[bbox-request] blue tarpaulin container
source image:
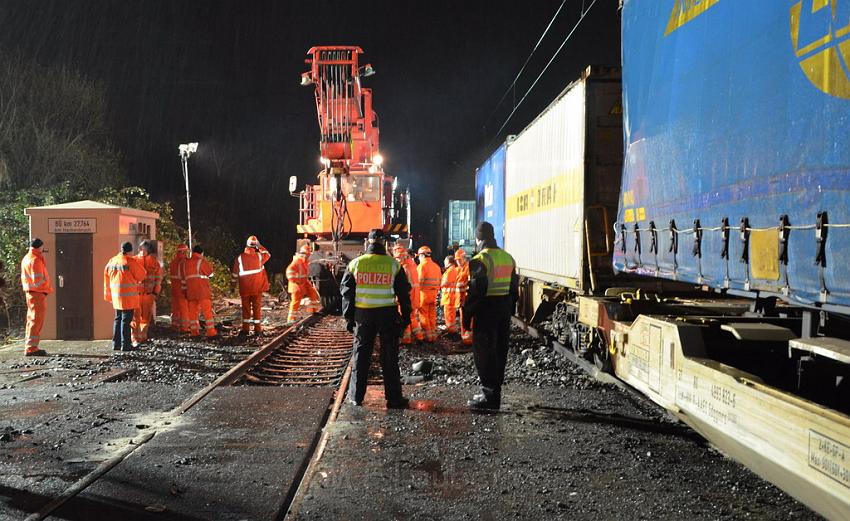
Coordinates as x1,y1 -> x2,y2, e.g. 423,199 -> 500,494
475,143 -> 507,247
615,0 -> 850,312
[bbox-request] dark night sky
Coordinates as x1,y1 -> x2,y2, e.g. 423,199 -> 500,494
0,0 -> 621,270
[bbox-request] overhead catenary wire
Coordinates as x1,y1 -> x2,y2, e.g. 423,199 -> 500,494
483,0 -> 568,131
493,0 -> 599,141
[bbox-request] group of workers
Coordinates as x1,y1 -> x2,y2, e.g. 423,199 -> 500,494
343,221 -> 517,411
20,222 -> 517,411
20,235 -> 271,356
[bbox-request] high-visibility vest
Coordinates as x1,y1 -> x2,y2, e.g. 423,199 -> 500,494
441,266 -> 460,306
104,253 -> 146,309
285,255 -> 309,293
169,255 -> 187,299
137,253 -> 162,294
399,257 -> 420,309
417,258 -> 441,294
20,248 -> 53,294
456,262 -> 469,294
473,248 -> 515,297
184,253 -> 214,301
232,248 -> 270,296
348,254 -> 399,309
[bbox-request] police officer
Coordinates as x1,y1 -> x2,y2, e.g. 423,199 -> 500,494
341,229 -> 412,409
462,221 -> 518,410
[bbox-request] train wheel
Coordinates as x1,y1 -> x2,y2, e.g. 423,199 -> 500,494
591,329 -> 613,373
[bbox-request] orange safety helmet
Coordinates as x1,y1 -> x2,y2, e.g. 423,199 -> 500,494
417,246 -> 432,256
246,235 -> 260,247
454,248 -> 467,260
298,244 -> 312,255
176,244 -> 189,252
393,244 -> 407,256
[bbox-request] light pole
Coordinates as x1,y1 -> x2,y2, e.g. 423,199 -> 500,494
178,142 -> 198,249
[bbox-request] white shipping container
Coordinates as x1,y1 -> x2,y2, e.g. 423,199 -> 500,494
505,80 -> 586,288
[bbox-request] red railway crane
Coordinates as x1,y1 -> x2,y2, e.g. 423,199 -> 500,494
289,46 -> 410,308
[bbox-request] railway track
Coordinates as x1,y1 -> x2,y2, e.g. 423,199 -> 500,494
25,313 -> 354,521
240,315 -> 352,386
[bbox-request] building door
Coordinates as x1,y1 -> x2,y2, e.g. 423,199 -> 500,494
55,233 -> 93,339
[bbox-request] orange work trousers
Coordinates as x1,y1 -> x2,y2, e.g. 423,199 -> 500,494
288,284 -> 320,321
400,307 -> 421,344
241,294 -> 263,332
25,291 -> 46,353
460,308 -> 473,346
131,293 -> 156,343
171,296 -> 189,332
188,299 -> 217,337
418,292 -> 438,342
443,303 -> 457,333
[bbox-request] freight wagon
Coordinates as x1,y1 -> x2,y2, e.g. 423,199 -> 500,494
475,142 -> 510,248
501,66 -> 628,323
477,3 -> 850,518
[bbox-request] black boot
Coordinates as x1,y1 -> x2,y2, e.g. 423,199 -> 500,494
386,396 -> 409,409
467,392 -> 500,410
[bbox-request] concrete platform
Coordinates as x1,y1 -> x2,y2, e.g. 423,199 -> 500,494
49,387 -> 335,521
291,383 -> 819,520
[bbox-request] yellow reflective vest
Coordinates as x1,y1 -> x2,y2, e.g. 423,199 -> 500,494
348,254 -> 400,309
472,248 -> 515,297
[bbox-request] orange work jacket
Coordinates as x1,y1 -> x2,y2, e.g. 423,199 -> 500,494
456,262 -> 469,301
20,248 -> 54,294
169,254 -> 187,299
417,257 -> 442,297
232,247 -> 271,296
285,255 -> 309,293
440,265 -> 461,306
184,253 -> 214,301
104,253 -> 146,310
137,253 -> 162,295
399,257 -> 420,310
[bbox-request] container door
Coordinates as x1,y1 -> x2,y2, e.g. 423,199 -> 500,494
56,233 -> 93,339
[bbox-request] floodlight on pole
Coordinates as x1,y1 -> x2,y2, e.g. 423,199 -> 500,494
178,142 -> 198,249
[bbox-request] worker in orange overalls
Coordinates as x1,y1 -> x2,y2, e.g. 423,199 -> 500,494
168,244 -> 190,332
440,255 -> 460,334
231,235 -> 271,335
393,244 -> 421,344
184,245 -> 217,338
416,246 -> 442,342
285,244 -> 320,323
131,240 -> 162,346
20,238 -> 53,356
104,242 -> 147,351
455,248 -> 472,346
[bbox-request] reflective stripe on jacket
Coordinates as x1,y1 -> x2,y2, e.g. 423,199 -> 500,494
440,265 -> 461,306
285,255 -> 310,293
137,253 -> 162,294
21,248 -> 53,294
400,257 -> 420,310
472,248 -> 516,297
184,253 -> 214,301
348,254 -> 400,309
104,253 -> 146,309
417,258 -> 442,294
169,255 -> 187,299
232,247 -> 270,296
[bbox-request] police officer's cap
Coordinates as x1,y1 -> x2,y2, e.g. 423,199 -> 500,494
367,228 -> 386,243
476,221 -> 495,240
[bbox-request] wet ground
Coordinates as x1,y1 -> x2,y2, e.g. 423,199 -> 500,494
0,314 -> 823,520
293,327 -> 821,520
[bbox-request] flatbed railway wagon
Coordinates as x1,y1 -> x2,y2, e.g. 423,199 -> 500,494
596,2 -> 850,518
